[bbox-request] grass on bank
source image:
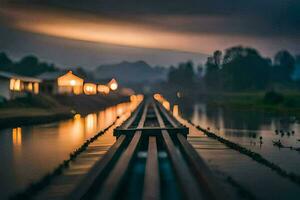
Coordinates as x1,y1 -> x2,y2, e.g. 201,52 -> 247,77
205,90 -> 300,115
0,94 -> 73,120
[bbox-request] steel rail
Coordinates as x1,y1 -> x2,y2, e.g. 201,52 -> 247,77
92,102 -> 149,200
65,135 -> 126,200
153,102 -> 204,200
95,131 -> 142,200
63,99 -> 222,200
122,101 -> 144,129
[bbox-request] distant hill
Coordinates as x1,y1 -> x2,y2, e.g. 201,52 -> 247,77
94,61 -> 167,84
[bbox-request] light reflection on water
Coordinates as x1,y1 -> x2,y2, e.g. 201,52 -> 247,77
176,102 -> 300,199
179,102 -> 300,175
12,127 -> 22,146
0,99 -> 141,199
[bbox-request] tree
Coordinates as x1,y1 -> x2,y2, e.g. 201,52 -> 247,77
12,55 -> 57,76
15,55 -> 39,76
213,50 -> 222,67
204,50 -> 222,89
168,61 -> 195,88
196,64 -> 204,79
75,67 -> 91,80
221,46 -> 271,90
272,50 -> 296,82
0,52 -> 58,76
0,52 -> 13,71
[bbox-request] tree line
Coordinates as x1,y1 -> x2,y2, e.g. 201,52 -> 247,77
0,52 -> 58,76
168,46 -> 300,91
0,52 -> 91,79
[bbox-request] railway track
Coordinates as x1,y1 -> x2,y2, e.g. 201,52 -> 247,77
64,98 -> 222,200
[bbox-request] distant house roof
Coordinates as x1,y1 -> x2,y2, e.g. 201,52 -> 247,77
37,71 -> 66,81
0,71 -> 41,82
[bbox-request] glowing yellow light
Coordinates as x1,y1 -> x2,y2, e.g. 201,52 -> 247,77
10,79 -> 21,91
27,83 -> 33,91
130,95 -> 137,102
70,80 -> 76,86
74,114 -> 81,120
137,94 -> 144,101
33,82 -> 39,94
85,113 -> 97,134
57,71 -> 84,95
97,85 -> 110,94
153,93 -> 163,101
163,101 -> 170,111
84,83 -> 97,95
110,83 -> 118,91
10,79 -> 15,90
109,79 -> 118,91
57,71 -> 83,86
12,127 -> 22,146
173,105 -> 179,117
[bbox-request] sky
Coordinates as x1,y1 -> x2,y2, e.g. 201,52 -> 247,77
0,0 -> 299,68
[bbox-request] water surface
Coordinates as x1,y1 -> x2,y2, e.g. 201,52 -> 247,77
177,102 -> 300,199
0,101 -> 139,199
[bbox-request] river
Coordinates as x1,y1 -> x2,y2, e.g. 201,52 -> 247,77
1,99 -> 300,199
0,100 -> 140,199
178,101 -> 300,199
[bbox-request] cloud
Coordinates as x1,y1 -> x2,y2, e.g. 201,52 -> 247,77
0,1 -> 299,55
3,0 -> 300,36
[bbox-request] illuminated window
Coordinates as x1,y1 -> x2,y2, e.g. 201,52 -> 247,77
27,83 -> 33,91
73,86 -> 82,95
15,79 -> 21,91
70,80 -> 76,86
84,83 -> 97,95
33,83 -> 39,94
10,79 -> 15,90
97,85 -> 110,94
10,79 -> 21,91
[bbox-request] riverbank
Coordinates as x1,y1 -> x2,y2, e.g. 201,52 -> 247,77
203,92 -> 300,118
0,93 -> 129,129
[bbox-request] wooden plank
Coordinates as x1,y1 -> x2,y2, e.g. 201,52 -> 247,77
142,137 -> 160,200
116,127 -> 188,132
95,131 -> 142,200
162,131 -> 204,200
65,135 -> 127,200
177,133 -> 223,200
114,127 -> 189,136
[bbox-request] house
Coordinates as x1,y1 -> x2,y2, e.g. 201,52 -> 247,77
108,78 -> 118,91
37,71 -> 119,96
57,71 -> 84,95
37,71 -> 64,94
83,83 -> 97,95
97,84 -> 110,95
96,78 -> 119,95
0,71 -> 41,100
38,71 -> 84,95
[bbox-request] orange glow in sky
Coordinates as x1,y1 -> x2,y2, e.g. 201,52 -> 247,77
0,5 -> 276,54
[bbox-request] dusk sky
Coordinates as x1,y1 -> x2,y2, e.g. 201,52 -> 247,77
0,0 -> 299,68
